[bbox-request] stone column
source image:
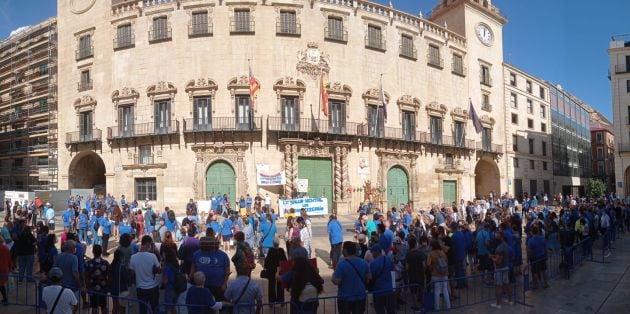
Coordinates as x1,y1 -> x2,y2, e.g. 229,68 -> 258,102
341,147 -> 349,200
334,147 -> 342,202
284,144 -> 292,198
291,145 -> 299,197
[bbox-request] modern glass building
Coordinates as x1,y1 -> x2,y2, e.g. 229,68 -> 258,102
549,84 -> 592,196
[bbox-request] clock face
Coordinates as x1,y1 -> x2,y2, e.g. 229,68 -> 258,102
71,0 -> 96,14
476,24 -> 493,46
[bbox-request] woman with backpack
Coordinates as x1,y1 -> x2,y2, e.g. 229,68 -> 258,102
426,239 -> 451,311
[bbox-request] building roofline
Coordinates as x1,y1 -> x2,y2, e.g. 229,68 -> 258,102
503,62 -> 549,87
0,17 -> 56,48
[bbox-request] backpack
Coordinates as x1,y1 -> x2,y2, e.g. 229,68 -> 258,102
173,270 -> 188,294
435,253 -> 448,275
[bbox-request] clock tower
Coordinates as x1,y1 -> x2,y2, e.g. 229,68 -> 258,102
429,0 -> 508,197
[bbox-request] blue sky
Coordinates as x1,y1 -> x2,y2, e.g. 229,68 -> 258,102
1,0 -> 628,119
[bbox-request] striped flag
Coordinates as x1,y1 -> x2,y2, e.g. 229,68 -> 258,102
321,75 -> 328,117
379,75 -> 387,120
469,99 -> 483,133
249,63 -> 260,109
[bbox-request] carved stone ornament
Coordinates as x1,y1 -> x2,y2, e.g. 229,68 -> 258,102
191,142 -> 249,200
296,42 -> 330,79
326,82 -> 352,98
363,88 -> 390,103
73,95 -> 97,112
480,115 -> 495,126
451,106 -> 468,121
147,81 -> 177,99
273,77 -> 306,97
111,87 -> 139,102
425,101 -> 447,117
185,78 -> 218,100
397,95 -> 421,112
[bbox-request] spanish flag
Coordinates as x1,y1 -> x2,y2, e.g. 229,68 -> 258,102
249,64 -> 260,109
321,75 -> 328,117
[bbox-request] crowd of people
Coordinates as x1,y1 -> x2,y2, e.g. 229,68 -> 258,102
0,191 -> 627,313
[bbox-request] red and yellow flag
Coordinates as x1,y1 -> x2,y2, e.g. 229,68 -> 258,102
249,64 -> 260,109
321,75 -> 328,117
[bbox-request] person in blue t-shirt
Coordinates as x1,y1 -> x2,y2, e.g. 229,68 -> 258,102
190,237 -> 231,301
62,206 -> 75,230
368,244 -> 395,314
220,214 -> 234,251
450,222 -> 468,289
476,223 -> 493,285
333,241 -> 371,313
77,209 -> 89,244
246,194 -> 253,211
186,272 -> 226,313
526,225 -> 549,289
119,217 -> 133,236
327,214 -> 344,269
99,214 -> 112,256
206,213 -> 221,236
258,215 -> 277,257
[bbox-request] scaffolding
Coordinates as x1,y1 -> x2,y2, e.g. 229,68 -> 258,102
0,18 -> 58,191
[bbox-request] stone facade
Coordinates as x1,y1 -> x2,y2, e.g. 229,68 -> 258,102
609,36 -> 630,197
57,0 -> 508,213
503,63 -> 552,200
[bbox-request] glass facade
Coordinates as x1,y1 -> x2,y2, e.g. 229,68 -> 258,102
549,85 -> 592,178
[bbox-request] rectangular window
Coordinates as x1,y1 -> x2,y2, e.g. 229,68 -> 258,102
135,178 -> 157,201
512,134 -> 518,151
278,10 -> 298,35
154,100 -> 171,134
402,111 -> 416,141
530,179 -> 537,196
528,138 -> 534,154
539,87 -> 545,99
597,147 -> 604,160
543,161 -> 548,171
151,16 -> 170,41
530,160 -> 535,170
598,161 -> 605,174
39,64 -> 48,75
281,96 -> 299,131
509,73 -> 516,86
326,16 -> 345,42
511,113 -> 518,124
118,105 -> 134,137
79,70 -> 92,91
367,105 -> 384,137
482,94 -> 490,110
236,95 -> 252,130
454,121 -> 465,147
480,65 -> 491,86
191,11 -> 211,35
452,54 -> 464,75
138,145 -> 152,165
513,157 -> 519,168
541,122 -> 547,132
527,99 -> 533,114
77,34 -> 93,59
596,132 -> 603,143
116,24 -> 133,48
233,9 -> 252,33
542,141 -> 547,156
430,116 -> 443,144
428,45 -> 442,68
445,154 -> 454,169
366,25 -> 384,50
527,118 -> 534,129
193,97 -> 212,131
510,93 -> 517,108
329,100 -> 346,134
79,111 -> 93,142
526,80 -> 532,93
482,127 -> 492,151
540,104 -> 546,118
400,34 -> 415,59
627,80 -> 630,93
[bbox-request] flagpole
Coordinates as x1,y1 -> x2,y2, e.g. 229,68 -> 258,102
374,73 -> 383,137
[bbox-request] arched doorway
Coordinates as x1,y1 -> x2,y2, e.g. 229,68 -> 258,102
624,167 -> 630,197
68,152 -> 106,194
474,159 -> 500,199
206,160 -> 236,200
387,166 -> 409,209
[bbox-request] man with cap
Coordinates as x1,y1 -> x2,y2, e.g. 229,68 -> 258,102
190,236 -> 231,301
42,267 -> 78,314
368,243 -> 395,314
129,235 -> 161,314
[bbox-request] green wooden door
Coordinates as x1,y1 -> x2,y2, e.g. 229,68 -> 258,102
298,158 -> 333,211
206,161 -> 236,200
443,180 -> 457,206
387,166 -> 409,209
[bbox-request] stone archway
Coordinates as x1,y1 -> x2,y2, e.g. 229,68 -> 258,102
387,166 -> 409,209
68,152 -> 106,193
474,159 -> 500,199
205,160 -> 237,200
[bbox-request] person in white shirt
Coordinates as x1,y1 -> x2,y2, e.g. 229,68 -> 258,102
42,267 -> 77,314
129,235 -> 161,314
264,194 -> 271,212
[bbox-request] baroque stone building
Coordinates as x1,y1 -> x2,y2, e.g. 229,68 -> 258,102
57,0 -> 508,213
